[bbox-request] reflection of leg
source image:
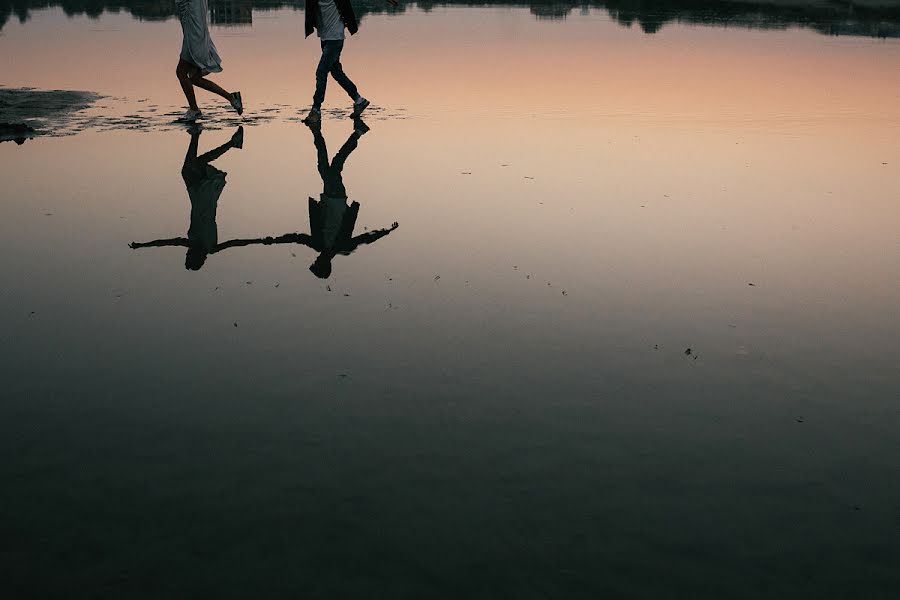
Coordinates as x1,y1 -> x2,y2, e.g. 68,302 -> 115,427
184,129 -> 201,166
177,60 -> 199,111
311,127 -> 330,178
330,59 -> 359,101
330,130 -> 360,173
313,42 -> 342,109
197,134 -> 239,164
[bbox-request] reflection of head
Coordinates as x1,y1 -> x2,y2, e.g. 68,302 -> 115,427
309,254 -> 332,279
185,248 -> 208,270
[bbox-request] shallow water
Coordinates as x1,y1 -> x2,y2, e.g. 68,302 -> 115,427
1,4 -> 899,598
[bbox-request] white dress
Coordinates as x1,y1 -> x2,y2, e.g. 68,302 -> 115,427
177,0 -> 223,73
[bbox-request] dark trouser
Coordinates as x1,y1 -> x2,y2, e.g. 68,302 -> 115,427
313,40 -> 359,110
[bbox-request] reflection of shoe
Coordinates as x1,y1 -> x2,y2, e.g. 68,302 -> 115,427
186,123 -> 203,135
179,109 -> 202,122
230,91 -> 243,116
303,108 -> 321,125
353,118 -> 369,136
231,125 -> 244,149
352,97 -> 370,117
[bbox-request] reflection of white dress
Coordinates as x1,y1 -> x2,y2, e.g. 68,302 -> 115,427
177,0 -> 223,73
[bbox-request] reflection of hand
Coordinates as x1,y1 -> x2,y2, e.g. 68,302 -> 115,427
128,242 -> 136,248
391,222 -> 399,230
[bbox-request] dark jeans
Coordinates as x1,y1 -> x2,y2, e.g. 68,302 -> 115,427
312,40 -> 358,110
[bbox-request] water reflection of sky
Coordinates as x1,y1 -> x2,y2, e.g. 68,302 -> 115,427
1,6 -> 899,598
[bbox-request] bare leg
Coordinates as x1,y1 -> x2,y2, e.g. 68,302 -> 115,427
176,60 -> 200,111
177,60 -> 234,110
192,75 -> 234,103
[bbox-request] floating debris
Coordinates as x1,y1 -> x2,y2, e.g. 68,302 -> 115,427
684,348 -> 692,356
524,176 -> 535,180
748,283 -> 756,286
461,172 -> 472,175
274,282 -> 280,288
561,290 -> 567,296
654,344 -> 659,350
326,285 -> 332,292
343,293 -> 350,297
233,322 -> 238,328
434,275 -> 441,281
246,281 -> 252,285
795,417 -> 804,423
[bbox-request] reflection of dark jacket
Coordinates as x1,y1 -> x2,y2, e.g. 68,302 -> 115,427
309,197 -> 360,251
305,0 -> 359,38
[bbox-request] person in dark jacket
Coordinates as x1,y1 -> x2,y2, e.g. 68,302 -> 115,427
303,0 -> 399,124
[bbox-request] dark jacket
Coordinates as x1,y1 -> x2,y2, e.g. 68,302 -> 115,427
305,0 -> 359,38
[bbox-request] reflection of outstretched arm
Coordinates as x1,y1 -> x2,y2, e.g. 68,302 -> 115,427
129,238 -> 190,249
214,232 -> 316,252
345,222 -> 399,252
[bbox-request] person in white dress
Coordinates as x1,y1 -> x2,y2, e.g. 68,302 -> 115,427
175,0 -> 243,121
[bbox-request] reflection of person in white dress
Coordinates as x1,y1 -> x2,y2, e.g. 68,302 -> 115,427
129,126 -> 249,270
175,0 -> 244,122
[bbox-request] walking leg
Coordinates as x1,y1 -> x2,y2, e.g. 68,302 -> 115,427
176,60 -> 200,111
313,41 -> 342,109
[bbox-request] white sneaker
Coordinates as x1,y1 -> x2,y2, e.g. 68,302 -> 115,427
230,91 -> 243,116
179,109 -> 202,122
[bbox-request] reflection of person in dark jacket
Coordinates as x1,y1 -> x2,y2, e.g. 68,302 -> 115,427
201,119 -> 398,279
305,118 -> 398,277
302,0 -> 400,124
129,126 -> 249,270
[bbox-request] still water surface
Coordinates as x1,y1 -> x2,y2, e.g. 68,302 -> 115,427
1,4 -> 899,598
